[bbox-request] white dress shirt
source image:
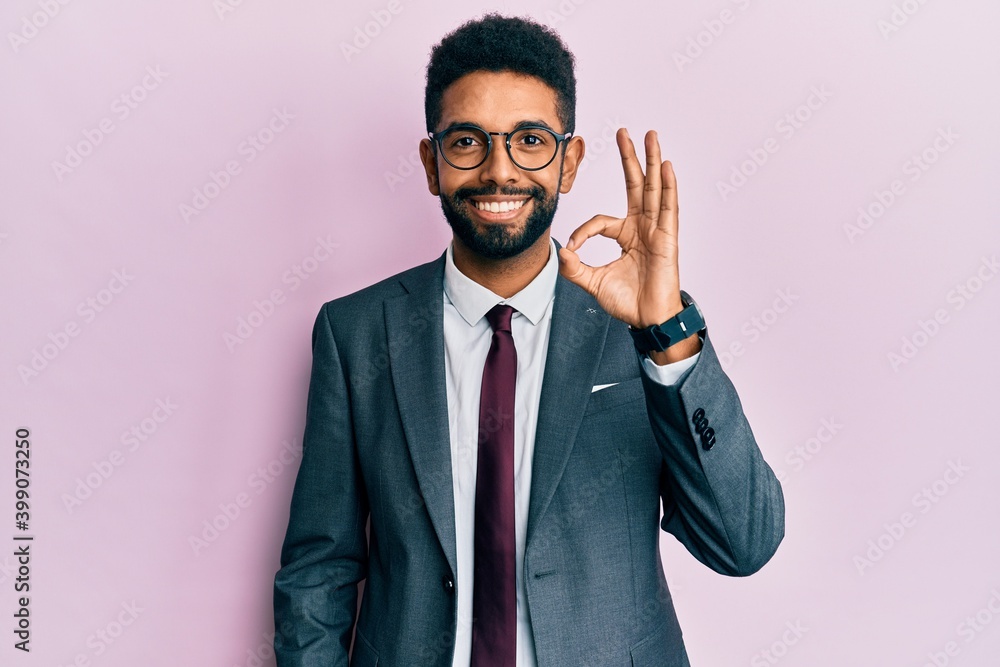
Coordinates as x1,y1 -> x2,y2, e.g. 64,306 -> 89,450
442,236 -> 700,666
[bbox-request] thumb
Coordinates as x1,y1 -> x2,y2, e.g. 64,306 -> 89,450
558,246 -> 595,292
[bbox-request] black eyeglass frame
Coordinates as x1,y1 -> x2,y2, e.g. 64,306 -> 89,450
427,123 -> 574,171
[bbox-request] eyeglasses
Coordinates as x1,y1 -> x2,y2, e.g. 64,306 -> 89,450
428,123 -> 573,171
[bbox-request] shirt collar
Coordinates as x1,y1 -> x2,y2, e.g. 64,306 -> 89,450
443,235 -> 557,327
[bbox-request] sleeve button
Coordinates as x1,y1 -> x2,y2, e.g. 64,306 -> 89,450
701,429 -> 716,450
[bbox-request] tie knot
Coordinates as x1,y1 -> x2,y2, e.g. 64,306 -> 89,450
486,303 -> 515,333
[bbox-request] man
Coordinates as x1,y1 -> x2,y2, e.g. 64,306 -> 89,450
274,13 -> 784,667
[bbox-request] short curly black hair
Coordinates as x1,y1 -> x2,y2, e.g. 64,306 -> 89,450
424,13 -> 576,135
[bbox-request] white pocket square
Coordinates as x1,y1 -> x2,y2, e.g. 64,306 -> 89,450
591,383 -> 619,393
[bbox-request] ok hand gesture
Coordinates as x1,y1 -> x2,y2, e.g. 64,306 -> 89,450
558,128 -> 690,325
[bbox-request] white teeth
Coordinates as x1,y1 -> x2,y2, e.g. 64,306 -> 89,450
475,199 -> 525,213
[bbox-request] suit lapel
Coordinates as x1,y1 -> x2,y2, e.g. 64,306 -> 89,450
384,238 -> 612,577
525,239 -> 611,550
385,251 -> 459,576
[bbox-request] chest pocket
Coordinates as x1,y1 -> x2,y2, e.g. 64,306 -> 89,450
583,376 -> 644,418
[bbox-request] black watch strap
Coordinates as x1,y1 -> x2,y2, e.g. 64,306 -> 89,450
627,290 -> 706,353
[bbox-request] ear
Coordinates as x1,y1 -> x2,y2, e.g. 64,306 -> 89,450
557,135 -> 585,194
419,138 -> 440,196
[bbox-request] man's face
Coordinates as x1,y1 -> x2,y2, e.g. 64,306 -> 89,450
419,70 -> 583,260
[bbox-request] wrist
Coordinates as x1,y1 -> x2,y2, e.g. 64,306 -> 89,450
647,333 -> 702,365
634,297 -> 684,329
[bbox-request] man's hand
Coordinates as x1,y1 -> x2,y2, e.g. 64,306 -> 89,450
558,128 -> 701,362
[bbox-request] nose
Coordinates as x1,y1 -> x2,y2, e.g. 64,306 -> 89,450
478,136 -> 520,186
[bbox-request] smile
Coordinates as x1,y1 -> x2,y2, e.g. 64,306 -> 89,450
466,196 -> 532,223
472,199 -> 527,213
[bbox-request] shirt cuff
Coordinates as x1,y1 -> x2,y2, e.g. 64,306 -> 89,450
640,349 -> 700,386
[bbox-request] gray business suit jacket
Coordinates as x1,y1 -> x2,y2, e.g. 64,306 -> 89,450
273,237 -> 785,666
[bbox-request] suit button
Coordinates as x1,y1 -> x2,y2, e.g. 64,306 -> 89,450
442,575 -> 454,592
701,428 -> 716,450
692,408 -> 705,422
694,416 -> 708,434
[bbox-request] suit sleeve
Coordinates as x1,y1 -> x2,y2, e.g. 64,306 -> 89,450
638,329 -> 785,576
274,303 -> 369,665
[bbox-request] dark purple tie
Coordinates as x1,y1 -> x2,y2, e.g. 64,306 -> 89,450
470,303 -> 517,667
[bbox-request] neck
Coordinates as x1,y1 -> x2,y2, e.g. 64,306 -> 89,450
452,232 -> 551,299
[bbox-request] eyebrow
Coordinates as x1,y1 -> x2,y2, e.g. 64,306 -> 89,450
438,118 -> 558,133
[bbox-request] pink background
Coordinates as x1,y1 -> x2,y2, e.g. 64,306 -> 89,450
2,1 -> 999,665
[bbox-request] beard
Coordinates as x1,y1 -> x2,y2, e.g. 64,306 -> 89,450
438,164 -> 563,261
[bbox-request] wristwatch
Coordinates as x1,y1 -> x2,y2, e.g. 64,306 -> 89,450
627,290 -> 706,353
